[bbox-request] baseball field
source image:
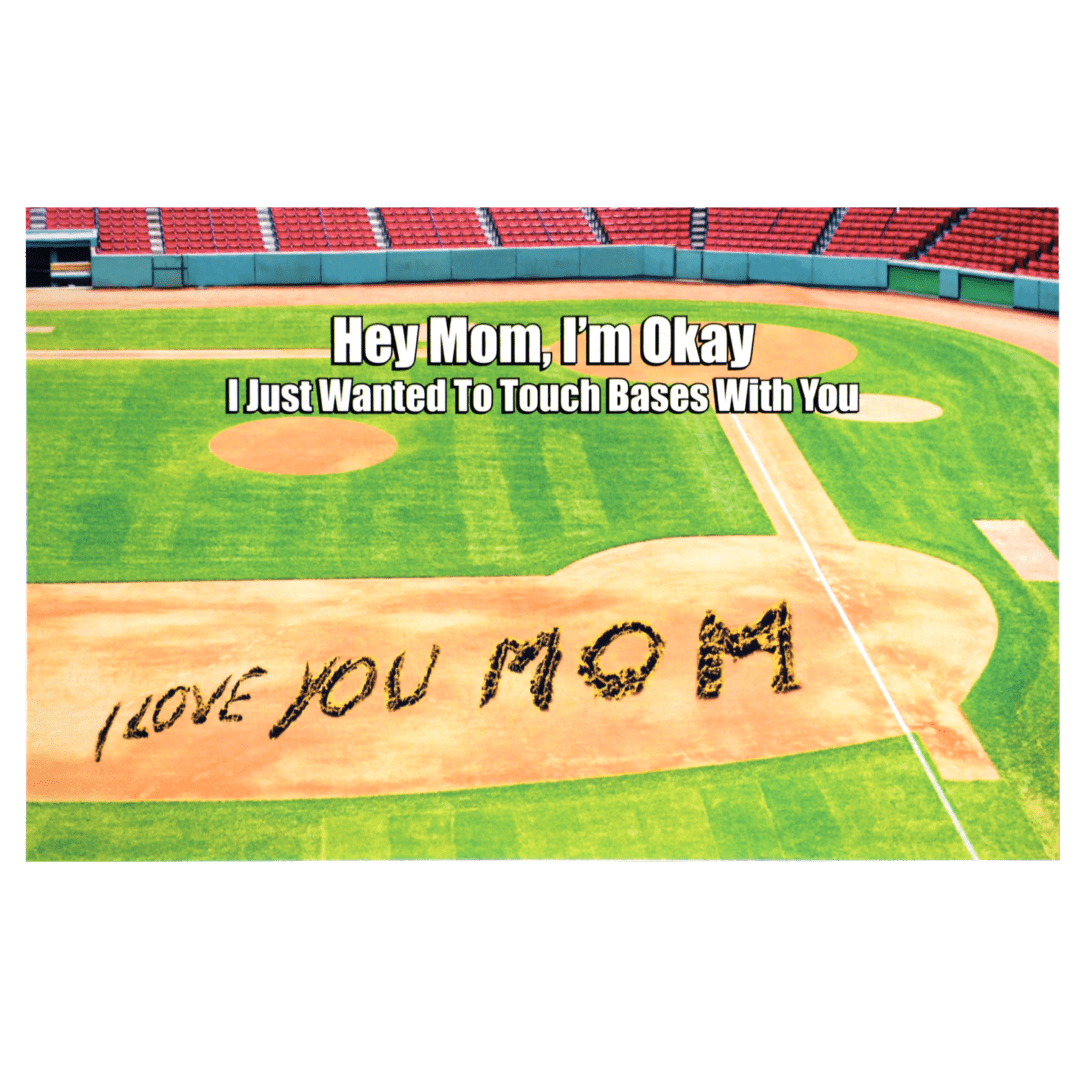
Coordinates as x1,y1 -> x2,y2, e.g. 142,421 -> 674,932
25,281 -> 1059,860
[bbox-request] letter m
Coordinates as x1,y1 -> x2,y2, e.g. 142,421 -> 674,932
428,316 -> 468,364
696,601 -> 800,697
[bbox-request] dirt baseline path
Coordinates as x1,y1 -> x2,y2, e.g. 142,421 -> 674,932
717,412 -> 997,781
27,280 -> 1057,365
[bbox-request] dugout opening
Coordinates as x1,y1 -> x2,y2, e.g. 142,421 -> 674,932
25,244 -> 93,287
26,246 -> 51,287
50,245 -> 93,285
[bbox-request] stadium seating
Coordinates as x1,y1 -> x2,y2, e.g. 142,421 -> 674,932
96,208 -> 153,253
23,205 -> 1063,282
206,208 -> 264,252
26,207 -> 97,230
272,208 -> 379,251
705,208 -> 833,253
825,208 -> 960,260
319,208 -> 378,250
1013,244 -> 1059,280
429,207 -> 487,248
159,208 -> 265,253
596,208 -> 692,247
489,207 -> 597,246
159,208 -> 216,252
920,208 -> 1058,275
380,208 -> 487,248
273,207 -> 330,250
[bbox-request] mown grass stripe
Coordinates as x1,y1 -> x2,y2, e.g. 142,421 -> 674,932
27,736 -> 987,861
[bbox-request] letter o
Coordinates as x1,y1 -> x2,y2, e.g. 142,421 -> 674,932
577,621 -> 666,701
320,658 -> 377,717
817,383 -> 838,413
470,324 -> 498,365
640,316 -> 672,366
472,383 -> 493,413
152,686 -> 189,733
518,383 -> 538,413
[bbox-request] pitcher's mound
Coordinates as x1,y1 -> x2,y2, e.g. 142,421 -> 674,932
210,417 -> 397,475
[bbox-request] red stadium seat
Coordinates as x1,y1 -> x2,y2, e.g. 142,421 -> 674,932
377,208 -> 486,249
918,208 -> 1057,274
596,208 -> 693,247
96,208 -> 153,253
489,208 -> 595,246
703,208 -> 833,253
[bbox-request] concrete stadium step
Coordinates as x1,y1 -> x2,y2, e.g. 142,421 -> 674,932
29,207 -> 47,230
690,207 -> 708,249
257,208 -> 279,251
367,208 -> 390,249
476,207 -> 501,246
813,207 -> 847,254
145,208 -> 165,254
919,208 -> 973,259
583,207 -> 609,244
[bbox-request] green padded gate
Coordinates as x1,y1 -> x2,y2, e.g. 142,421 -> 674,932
888,264 -> 939,296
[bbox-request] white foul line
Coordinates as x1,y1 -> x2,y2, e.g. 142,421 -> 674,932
729,415 -> 979,861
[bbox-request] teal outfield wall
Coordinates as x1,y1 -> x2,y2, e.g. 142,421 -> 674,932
89,248 -> 1058,313
92,254 -> 152,288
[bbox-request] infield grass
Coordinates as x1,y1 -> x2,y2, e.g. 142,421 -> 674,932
27,358 -> 770,583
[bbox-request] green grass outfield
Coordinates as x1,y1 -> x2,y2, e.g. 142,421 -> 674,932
26,298 -> 1059,859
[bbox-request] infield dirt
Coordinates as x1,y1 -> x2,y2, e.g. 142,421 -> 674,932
825,394 -> 943,423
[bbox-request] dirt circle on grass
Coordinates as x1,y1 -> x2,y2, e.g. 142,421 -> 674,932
209,417 -> 397,475
825,394 -> 943,423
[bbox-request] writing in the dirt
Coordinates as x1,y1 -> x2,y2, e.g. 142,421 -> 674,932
93,666 -> 268,763
93,603 -> 799,761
